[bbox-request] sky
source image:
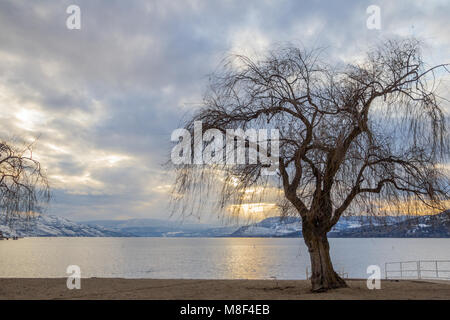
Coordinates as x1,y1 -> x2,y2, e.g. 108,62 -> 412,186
0,0 -> 448,222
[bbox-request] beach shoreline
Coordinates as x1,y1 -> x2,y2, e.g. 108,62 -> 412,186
0,278 -> 449,300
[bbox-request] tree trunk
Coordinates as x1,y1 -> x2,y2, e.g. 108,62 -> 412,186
303,229 -> 347,292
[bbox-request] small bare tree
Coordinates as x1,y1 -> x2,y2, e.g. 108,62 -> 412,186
0,140 -> 50,230
171,39 -> 449,292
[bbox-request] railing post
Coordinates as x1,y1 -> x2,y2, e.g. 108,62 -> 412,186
436,261 -> 439,278
385,263 -> 388,279
417,261 -> 421,279
400,262 -> 403,279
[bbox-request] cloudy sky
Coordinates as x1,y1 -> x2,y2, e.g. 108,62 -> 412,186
0,0 -> 448,222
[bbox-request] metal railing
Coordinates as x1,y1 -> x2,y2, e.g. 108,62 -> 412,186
385,260 -> 450,280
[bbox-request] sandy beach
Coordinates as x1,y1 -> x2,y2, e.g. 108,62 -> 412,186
0,278 -> 449,300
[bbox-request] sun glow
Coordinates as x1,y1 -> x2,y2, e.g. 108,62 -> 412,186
15,108 -> 48,131
377,199 -> 450,216
100,154 -> 130,167
227,202 -> 278,217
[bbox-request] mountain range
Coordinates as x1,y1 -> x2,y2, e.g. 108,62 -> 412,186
0,215 -> 128,238
0,210 -> 449,238
231,211 -> 450,238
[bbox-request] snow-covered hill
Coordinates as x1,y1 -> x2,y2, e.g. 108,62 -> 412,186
230,216 -> 368,237
230,214 -> 440,237
0,215 -> 129,237
334,210 -> 450,238
1,211 -> 448,238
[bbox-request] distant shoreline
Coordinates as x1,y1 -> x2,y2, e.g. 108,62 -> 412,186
1,278 -> 449,300
2,211 -> 448,238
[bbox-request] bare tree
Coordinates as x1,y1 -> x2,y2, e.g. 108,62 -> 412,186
171,39 -> 450,292
0,139 -> 50,230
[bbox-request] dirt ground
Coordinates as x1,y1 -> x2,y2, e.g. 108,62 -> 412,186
0,278 -> 449,300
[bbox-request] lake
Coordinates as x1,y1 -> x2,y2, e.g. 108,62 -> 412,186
1,237 -> 449,279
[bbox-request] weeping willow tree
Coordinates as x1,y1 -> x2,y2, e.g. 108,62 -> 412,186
170,38 -> 449,292
0,140 -> 50,231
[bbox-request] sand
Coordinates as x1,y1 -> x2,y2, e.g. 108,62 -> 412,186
0,278 -> 449,300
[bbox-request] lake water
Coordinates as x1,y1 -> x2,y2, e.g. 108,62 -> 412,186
1,237 -> 449,279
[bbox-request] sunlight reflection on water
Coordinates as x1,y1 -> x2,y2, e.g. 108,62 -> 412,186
0,237 -> 449,279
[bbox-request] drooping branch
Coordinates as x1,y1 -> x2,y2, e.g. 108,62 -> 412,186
0,140 -> 50,228
171,38 -> 449,228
